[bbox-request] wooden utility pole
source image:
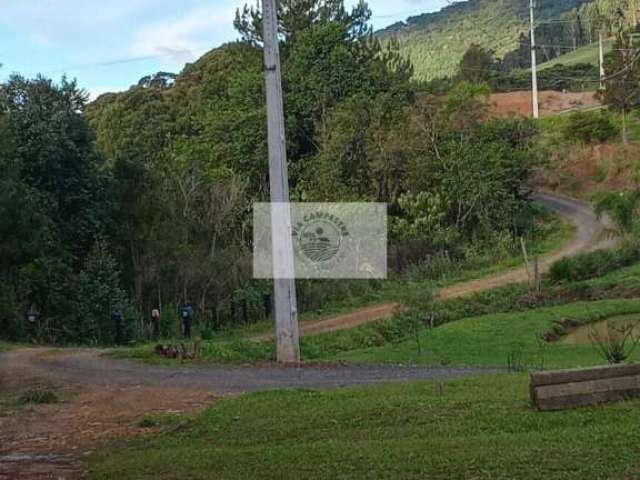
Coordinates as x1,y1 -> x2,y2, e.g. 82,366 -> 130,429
599,30 -> 606,91
261,0 -> 301,366
529,0 -> 540,119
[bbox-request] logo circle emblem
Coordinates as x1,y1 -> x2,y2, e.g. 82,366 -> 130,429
298,219 -> 342,263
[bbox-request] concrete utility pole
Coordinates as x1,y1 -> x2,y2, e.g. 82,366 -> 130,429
529,0 -> 540,119
261,0 -> 301,366
599,30 -> 606,91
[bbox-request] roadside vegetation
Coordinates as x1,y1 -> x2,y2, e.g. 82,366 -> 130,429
114,247 -> 640,366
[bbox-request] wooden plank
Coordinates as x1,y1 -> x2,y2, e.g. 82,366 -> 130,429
535,388 -> 640,411
531,364 -> 640,387
535,374 -> 640,400
530,363 -> 640,411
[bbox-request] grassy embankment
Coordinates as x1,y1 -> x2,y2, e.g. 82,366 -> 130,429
87,371 -> 640,480
538,38 -> 614,71
337,298 -> 640,368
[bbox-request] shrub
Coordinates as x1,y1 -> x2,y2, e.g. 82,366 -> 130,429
159,306 -> 179,339
18,388 -> 58,405
548,244 -> 640,284
589,319 -> 640,364
563,111 -> 618,144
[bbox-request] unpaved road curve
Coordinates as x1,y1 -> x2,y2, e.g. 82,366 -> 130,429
0,348 -> 496,479
287,191 -> 616,337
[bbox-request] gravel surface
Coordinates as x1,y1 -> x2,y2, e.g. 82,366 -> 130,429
13,349 -> 499,394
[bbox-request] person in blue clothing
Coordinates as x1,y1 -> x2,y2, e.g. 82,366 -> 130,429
112,309 -> 124,345
180,304 -> 194,338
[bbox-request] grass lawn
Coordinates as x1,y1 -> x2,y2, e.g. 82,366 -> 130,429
538,38 -> 614,71
86,373 -> 640,480
337,299 -> 640,368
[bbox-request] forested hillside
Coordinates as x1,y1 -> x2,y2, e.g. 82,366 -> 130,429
378,0 -> 638,81
0,1 -> 541,345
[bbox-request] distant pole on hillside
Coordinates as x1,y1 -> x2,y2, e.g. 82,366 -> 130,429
529,0 -> 540,119
261,0 -> 301,366
599,31 -> 606,91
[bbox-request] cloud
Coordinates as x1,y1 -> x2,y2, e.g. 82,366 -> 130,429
0,0 -> 156,45
129,2 -> 243,65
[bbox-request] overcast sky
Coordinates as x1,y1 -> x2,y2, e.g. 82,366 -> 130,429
0,0 -> 450,98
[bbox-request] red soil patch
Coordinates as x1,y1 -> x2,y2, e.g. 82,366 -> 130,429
538,143 -> 640,199
490,90 -> 601,118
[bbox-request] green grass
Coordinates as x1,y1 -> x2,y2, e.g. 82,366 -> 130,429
86,373 -> 640,479
0,341 -> 12,352
17,388 -> 58,405
539,38 -> 614,71
0,383 -> 60,417
337,299 -> 640,368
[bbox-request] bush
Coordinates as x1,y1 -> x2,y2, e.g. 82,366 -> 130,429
159,306 -> 179,339
18,388 -> 58,405
563,111 -> 618,144
549,244 -> 640,284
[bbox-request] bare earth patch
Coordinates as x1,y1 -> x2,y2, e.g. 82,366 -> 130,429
489,90 -> 601,118
0,349 -> 215,479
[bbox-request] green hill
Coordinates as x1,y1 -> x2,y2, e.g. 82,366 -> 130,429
538,38 -> 614,70
377,0 -> 593,81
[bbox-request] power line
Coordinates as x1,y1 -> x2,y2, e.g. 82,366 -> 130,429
41,49 -> 198,75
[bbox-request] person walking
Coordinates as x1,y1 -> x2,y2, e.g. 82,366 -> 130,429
112,309 -> 124,345
180,304 -> 194,339
151,308 -> 161,339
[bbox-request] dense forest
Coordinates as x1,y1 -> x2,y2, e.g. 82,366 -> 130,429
0,0 -> 562,345
378,0 -> 640,81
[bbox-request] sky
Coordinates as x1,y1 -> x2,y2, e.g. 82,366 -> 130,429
0,0 -> 450,99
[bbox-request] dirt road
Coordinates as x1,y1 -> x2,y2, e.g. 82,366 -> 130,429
289,192 -> 615,336
0,348 -> 496,479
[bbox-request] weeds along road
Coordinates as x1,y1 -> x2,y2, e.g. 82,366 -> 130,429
285,191 -> 618,337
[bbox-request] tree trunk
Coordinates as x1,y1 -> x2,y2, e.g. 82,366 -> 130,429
623,109 -> 629,145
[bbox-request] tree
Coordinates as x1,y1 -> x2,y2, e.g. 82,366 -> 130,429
234,0 -> 372,45
0,75 -> 107,263
593,190 -> 640,238
0,75 -> 110,342
73,241 -> 129,345
458,44 -> 495,84
602,36 -> 640,144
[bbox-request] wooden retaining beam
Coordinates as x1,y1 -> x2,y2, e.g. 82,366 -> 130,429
530,363 -> 640,411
